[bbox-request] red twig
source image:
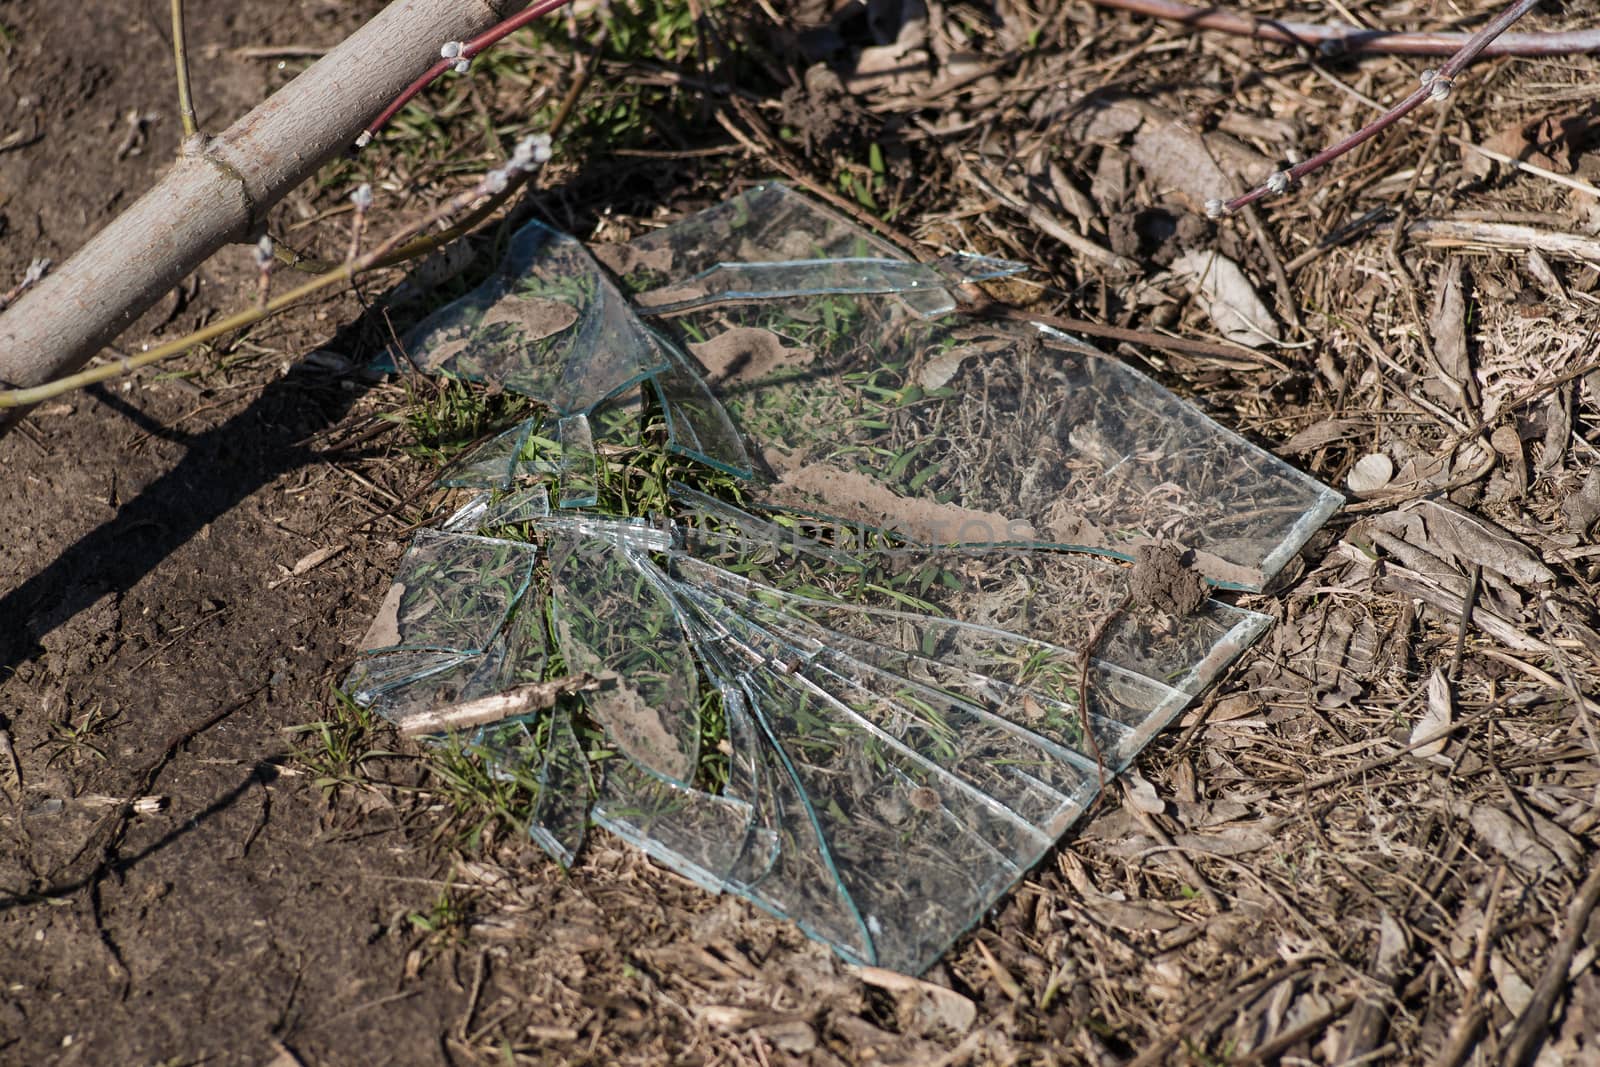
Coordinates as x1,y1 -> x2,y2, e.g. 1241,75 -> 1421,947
358,0 -> 578,148
1214,0 -> 1543,215
1090,0 -> 1600,57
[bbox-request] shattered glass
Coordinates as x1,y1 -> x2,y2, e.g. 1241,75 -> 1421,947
346,184 -> 1343,974
355,529 -> 536,657
546,532 -> 702,787
553,413 -> 599,509
639,268 -> 1338,588
632,252 -> 1027,316
396,219 -> 666,416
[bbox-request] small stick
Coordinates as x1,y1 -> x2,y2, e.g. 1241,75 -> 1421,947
1211,0 -> 1543,217
1449,564 -> 1482,680
357,0 -> 577,148
170,0 -> 199,140
345,184 -> 373,263
1077,590 -> 1132,798
1427,866 -> 1506,1067
397,675 -> 602,736
1089,0 -> 1600,58
1501,862 -> 1600,1066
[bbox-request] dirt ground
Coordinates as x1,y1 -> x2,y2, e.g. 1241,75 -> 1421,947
4,1 -> 1600,1064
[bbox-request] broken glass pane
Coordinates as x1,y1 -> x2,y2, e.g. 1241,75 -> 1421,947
546,532 -> 701,787
554,413 -> 599,509
632,253 -> 1026,317
437,420 -> 537,491
628,199 -> 1340,592
398,218 -> 667,415
356,530 -> 537,657
529,704 -> 591,866
650,333 -> 753,479
340,181 -> 1346,975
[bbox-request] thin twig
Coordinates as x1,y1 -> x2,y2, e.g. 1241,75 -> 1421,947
170,0 -> 199,139
358,0 -> 577,147
397,675 -> 602,737
1088,0 -> 1599,57
274,31 -> 602,278
1215,0 -> 1542,216
0,144 -> 550,409
1427,866 -> 1505,1067
1501,862 -> 1600,1067
1077,590 -> 1132,798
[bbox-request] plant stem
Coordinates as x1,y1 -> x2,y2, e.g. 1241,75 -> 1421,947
170,0 -> 198,139
283,24 -> 601,278
358,0 -> 577,148
1090,0 -> 1599,58
0,177 -> 507,410
1218,0 -> 1542,215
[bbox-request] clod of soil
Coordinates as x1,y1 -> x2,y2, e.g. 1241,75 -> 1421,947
1129,541 -> 1207,618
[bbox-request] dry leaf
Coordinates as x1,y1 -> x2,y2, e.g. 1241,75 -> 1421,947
855,966 -> 977,1035
1122,771 -> 1165,814
358,582 -> 405,650
689,327 -> 814,386
1370,500 -> 1555,590
1560,469 -> 1600,535
1412,669 -> 1453,765
480,296 -> 580,340
1470,805 -> 1560,874
1068,98 -> 1272,210
1427,258 -> 1472,411
1281,418 -> 1361,456
1170,251 -> 1280,348
1173,825 -> 1274,856
1347,453 -> 1394,495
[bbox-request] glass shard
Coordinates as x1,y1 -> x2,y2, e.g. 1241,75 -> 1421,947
480,484 -> 553,529
632,253 -> 1026,317
356,530 -> 537,657
546,532 -> 701,787
733,662 -> 1042,975
436,421 -> 536,491
360,644 -> 506,730
398,218 -> 667,415
592,755 -> 759,893
342,649 -> 475,708
650,333 -> 754,479
529,704 -> 592,866
554,413 -> 599,509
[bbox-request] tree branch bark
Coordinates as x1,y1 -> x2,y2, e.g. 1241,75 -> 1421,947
0,0 -> 527,436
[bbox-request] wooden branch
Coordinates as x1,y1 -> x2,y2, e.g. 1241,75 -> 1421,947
397,675 -> 604,736
0,0 -> 528,437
